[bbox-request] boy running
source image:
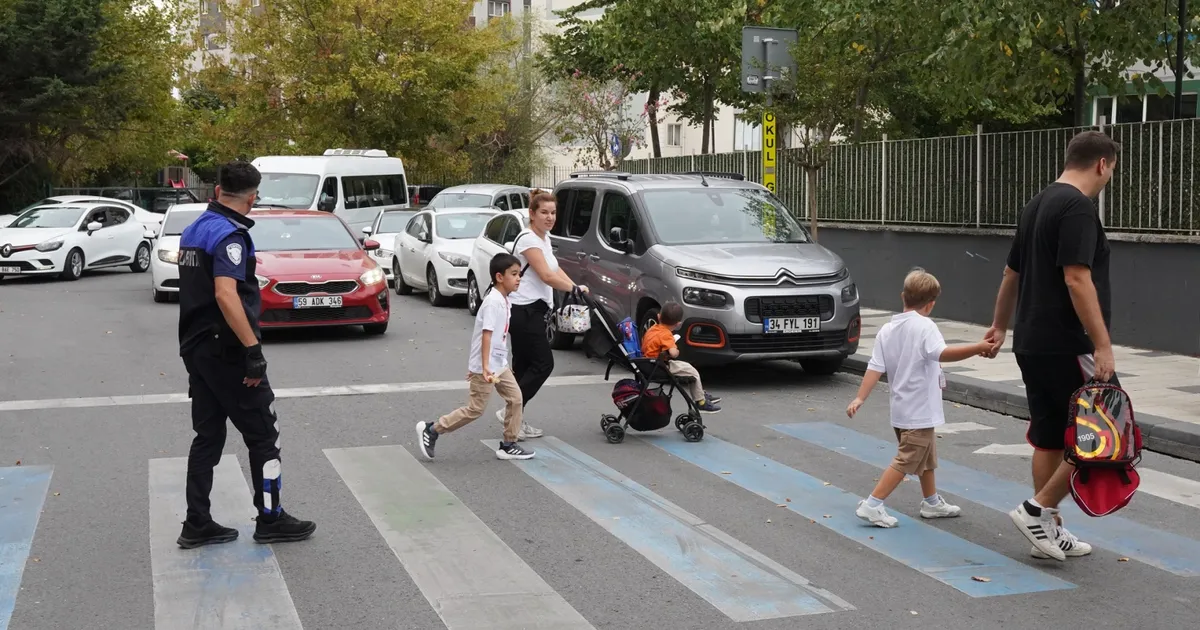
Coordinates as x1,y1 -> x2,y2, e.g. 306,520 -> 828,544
417,254 -> 534,461
642,303 -> 722,413
846,269 -> 992,527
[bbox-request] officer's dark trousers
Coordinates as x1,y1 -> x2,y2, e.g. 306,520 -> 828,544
182,340 -> 282,524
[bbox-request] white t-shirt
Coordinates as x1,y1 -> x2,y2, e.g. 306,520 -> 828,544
867,311 -> 948,429
468,289 -> 511,374
508,229 -> 558,307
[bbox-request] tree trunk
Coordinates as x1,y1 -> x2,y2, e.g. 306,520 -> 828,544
701,81 -> 714,155
648,83 -> 661,158
1073,33 -> 1088,126
806,166 -> 819,242
852,81 -> 869,143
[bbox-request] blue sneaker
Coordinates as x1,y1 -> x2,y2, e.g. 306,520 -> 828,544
704,392 -> 722,404
697,400 -> 722,413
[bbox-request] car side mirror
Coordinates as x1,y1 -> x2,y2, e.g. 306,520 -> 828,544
87,221 -> 102,234
143,229 -> 157,240
317,195 -> 336,212
609,227 -> 631,253
362,226 -> 373,235
503,240 -> 515,251
363,239 -> 380,251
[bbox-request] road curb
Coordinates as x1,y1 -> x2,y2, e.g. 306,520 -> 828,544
840,354 -> 1200,464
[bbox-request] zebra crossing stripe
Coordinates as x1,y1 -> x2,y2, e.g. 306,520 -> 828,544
642,434 -> 1076,597
0,465 -> 52,630
324,445 -> 595,630
148,455 -> 302,630
496,437 -> 853,621
772,422 -> 1200,577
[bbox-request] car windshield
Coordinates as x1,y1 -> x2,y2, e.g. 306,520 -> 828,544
377,211 -> 415,233
436,193 -> 492,208
641,188 -> 811,245
339,207 -> 380,227
162,210 -> 204,236
436,212 -> 492,239
251,216 -> 358,251
255,173 -> 320,208
9,206 -> 86,228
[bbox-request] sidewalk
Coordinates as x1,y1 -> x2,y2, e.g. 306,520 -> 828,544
842,308 -> 1200,462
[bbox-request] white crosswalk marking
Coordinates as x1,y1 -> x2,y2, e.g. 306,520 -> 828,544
148,455 -> 302,630
937,422 -> 996,434
973,443 -> 1034,456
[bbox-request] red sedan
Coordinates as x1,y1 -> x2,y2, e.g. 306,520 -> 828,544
249,209 -> 390,334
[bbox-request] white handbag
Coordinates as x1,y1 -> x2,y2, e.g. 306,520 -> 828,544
554,290 -> 592,334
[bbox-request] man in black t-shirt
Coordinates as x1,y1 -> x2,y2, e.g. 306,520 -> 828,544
983,130 -> 1120,562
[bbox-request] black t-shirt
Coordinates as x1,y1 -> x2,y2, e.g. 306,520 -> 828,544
1006,182 -> 1112,355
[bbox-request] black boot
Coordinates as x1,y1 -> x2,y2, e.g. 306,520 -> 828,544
254,509 -> 316,544
177,519 -> 239,549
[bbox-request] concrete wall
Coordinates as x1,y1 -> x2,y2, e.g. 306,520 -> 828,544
818,225 -> 1200,356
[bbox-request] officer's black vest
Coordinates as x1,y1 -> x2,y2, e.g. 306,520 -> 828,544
177,202 -> 262,356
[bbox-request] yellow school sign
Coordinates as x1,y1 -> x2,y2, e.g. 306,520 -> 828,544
762,111 -> 776,194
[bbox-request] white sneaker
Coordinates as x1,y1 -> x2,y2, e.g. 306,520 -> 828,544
919,497 -> 962,519
1031,526 -> 1093,558
496,409 -> 544,440
1009,502 -> 1065,561
855,500 -> 899,528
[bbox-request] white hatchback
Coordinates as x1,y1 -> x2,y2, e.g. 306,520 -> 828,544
0,204 -> 151,281
150,203 -> 209,302
465,209 -> 528,315
361,208 -> 418,286
392,207 -> 497,307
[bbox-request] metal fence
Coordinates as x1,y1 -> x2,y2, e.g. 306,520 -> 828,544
520,118 -> 1199,236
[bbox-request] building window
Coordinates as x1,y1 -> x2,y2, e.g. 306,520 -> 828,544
1095,92 -> 1198,124
666,123 -> 682,147
252,0 -> 261,6
200,1 -> 208,15
488,1 -> 510,18
733,118 -> 762,151
204,33 -> 223,50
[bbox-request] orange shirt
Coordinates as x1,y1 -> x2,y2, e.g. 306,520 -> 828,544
642,323 -> 677,359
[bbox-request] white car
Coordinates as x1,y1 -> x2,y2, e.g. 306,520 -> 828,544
392,207 -> 497,306
3,195 -> 165,233
0,203 -> 151,281
361,208 -> 418,286
150,203 -> 209,302
466,209 -> 529,315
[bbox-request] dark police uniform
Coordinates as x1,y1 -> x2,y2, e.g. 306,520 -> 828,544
177,201 -> 288,535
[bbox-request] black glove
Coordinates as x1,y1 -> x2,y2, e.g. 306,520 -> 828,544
245,343 -> 267,380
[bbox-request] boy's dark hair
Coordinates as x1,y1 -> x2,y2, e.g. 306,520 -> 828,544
218,161 -> 262,196
489,252 -> 520,284
659,302 -> 684,325
1064,131 -> 1121,170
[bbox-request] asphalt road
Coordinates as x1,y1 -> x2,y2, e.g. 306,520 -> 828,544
3,269 -> 1200,630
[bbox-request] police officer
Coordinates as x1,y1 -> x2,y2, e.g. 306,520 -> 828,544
175,161 -> 316,549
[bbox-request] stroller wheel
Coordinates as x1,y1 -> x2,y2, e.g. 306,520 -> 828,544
605,424 -> 626,444
683,422 -> 704,443
675,414 -> 691,432
601,414 -> 617,431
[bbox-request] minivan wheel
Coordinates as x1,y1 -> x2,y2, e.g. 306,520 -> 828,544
799,358 -> 844,376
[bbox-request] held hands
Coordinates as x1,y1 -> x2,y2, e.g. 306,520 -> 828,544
244,343 -> 267,387
981,326 -> 1006,358
846,397 -> 864,418
1093,345 -> 1116,382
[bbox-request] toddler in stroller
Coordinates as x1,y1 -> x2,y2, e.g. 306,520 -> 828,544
582,298 -> 711,444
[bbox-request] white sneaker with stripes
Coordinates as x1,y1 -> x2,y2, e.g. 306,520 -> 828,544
1009,501 -> 1065,561
1031,526 -> 1093,558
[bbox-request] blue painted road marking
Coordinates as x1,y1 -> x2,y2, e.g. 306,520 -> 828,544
0,465 -> 53,630
496,437 -> 853,621
642,435 -> 1075,597
772,422 -> 1200,577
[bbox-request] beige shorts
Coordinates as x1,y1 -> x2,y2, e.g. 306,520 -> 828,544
890,427 -> 938,475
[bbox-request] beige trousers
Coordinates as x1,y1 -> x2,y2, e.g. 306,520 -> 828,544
435,368 -> 523,443
668,360 -> 705,402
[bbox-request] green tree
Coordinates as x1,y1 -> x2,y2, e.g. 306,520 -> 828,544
546,71 -> 645,170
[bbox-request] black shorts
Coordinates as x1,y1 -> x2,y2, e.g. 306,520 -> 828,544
1015,353 -> 1120,451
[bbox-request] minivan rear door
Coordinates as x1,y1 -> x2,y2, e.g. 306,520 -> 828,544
589,191 -> 643,323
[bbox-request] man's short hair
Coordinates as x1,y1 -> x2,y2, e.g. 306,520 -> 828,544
218,161 -> 262,196
901,267 -> 941,309
1064,131 -> 1121,171
489,252 -> 520,283
659,302 -> 684,325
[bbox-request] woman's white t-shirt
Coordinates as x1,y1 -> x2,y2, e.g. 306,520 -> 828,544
509,229 -> 558,307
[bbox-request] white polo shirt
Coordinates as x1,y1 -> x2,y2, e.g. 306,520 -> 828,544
866,311 -> 948,430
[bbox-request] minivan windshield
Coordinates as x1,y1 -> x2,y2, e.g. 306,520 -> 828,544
641,188 -> 811,245
256,173 -> 320,208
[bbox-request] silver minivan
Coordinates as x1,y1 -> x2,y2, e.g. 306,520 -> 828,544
547,171 -> 861,373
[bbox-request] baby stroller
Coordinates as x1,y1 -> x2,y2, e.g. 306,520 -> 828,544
581,296 -> 706,444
